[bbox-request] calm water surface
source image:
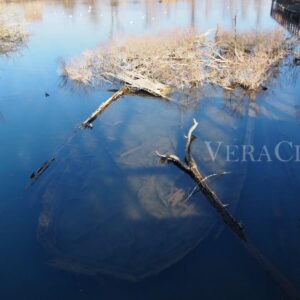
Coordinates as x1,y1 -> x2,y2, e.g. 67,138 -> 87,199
1,0 -> 300,299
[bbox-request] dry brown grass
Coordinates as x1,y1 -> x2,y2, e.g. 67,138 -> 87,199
62,29 -> 293,92
210,29 -> 290,90
0,8 -> 28,55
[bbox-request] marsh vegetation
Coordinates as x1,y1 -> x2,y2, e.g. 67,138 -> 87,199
63,28 -> 297,94
2,1 -> 300,299
0,8 -> 28,55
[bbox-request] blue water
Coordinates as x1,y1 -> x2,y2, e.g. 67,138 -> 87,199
1,0 -> 300,299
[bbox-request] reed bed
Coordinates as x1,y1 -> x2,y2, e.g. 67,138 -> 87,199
63,29 -> 294,92
0,9 -> 28,55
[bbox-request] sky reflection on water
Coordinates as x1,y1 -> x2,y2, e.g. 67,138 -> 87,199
1,1 -> 300,300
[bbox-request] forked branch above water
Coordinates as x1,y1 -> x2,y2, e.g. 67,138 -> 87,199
156,119 -> 245,240
156,119 -> 300,300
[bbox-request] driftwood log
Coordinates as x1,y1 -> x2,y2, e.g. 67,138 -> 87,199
29,87 -> 129,184
81,86 -> 130,129
156,119 -> 300,300
29,79 -> 173,185
156,119 -> 245,240
103,72 -> 172,100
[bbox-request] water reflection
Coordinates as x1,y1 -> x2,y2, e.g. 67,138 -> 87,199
1,0 -> 276,33
1,0 -> 300,298
35,98 -> 215,280
34,91 -> 255,280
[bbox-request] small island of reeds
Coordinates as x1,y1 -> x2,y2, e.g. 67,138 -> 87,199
62,28 -> 298,95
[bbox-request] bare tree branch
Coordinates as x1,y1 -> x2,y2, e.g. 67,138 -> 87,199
156,120 -> 245,241
155,151 -> 190,173
156,119 -> 300,300
183,185 -> 199,203
184,118 -> 198,166
200,171 -> 231,183
81,86 -> 130,129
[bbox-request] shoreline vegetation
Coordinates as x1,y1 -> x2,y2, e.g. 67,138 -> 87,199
0,9 -> 28,55
62,28 -> 298,95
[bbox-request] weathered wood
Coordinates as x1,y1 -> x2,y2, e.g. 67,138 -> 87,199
157,118 -> 246,240
104,72 -> 172,100
81,86 -> 130,129
156,119 -> 300,300
30,88 -> 128,183
28,83 -> 172,185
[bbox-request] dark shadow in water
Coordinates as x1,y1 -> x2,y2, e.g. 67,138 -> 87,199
271,0 -> 300,36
